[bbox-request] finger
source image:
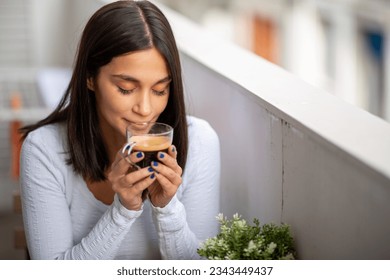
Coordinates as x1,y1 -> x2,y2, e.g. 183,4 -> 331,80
167,145 -> 177,158
120,166 -> 155,186
120,142 -> 145,166
151,161 -> 182,187
131,172 -> 157,194
155,172 -> 179,195
110,145 -> 144,178
110,144 -> 135,178
117,174 -> 157,210
156,151 -> 182,176
124,151 -> 144,166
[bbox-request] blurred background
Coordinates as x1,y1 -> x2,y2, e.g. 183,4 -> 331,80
159,0 -> 390,122
0,0 -> 389,259
1,0 -> 390,120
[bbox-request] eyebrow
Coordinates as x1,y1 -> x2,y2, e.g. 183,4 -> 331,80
112,74 -> 172,85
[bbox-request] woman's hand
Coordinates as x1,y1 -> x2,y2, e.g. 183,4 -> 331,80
108,146 -> 156,211
148,145 -> 183,208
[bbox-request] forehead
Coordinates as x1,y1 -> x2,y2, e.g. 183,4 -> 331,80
101,47 -> 169,80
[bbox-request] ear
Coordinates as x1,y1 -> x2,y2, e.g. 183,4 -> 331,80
87,77 -> 95,91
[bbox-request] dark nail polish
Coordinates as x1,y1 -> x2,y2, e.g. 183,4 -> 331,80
159,153 -> 165,159
137,152 -> 143,158
153,161 -> 158,167
171,146 -> 176,152
150,173 -> 155,179
148,167 -> 154,172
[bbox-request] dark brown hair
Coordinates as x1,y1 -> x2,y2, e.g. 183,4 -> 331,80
21,0 -> 188,182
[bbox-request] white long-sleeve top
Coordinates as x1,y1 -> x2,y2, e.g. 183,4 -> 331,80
20,116 -> 220,260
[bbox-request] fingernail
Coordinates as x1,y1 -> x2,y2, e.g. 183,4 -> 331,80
136,152 -> 143,158
159,153 -> 165,159
152,161 -> 158,167
171,146 -> 176,152
148,167 -> 154,172
150,173 -> 155,179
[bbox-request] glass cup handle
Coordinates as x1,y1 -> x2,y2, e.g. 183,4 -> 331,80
120,142 -> 141,170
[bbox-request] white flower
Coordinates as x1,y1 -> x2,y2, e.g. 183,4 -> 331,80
246,240 -> 257,253
233,213 -> 240,220
267,242 -> 277,254
216,213 -> 224,222
236,219 -> 246,228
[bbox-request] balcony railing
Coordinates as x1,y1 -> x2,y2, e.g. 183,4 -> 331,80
161,5 -> 390,259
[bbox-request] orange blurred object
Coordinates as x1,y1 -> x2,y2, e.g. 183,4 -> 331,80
10,92 -> 23,180
252,15 -> 278,64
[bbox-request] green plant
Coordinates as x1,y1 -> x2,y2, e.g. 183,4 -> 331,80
198,213 -> 295,260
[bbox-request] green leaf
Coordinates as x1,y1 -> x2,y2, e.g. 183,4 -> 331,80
197,213 -> 296,260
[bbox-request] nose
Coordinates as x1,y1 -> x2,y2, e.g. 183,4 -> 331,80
132,91 -> 152,117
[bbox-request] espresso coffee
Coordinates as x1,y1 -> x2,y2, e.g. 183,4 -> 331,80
129,135 -> 172,168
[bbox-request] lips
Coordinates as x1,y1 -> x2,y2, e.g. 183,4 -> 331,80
124,118 -> 154,133
124,118 -> 156,125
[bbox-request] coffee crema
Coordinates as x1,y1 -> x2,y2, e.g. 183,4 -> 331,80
129,135 -> 171,151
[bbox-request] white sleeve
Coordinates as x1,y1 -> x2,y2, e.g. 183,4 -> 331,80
151,119 -> 221,259
20,131 -> 141,260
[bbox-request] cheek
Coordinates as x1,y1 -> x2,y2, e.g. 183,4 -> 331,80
95,87 -> 127,118
156,95 -> 170,114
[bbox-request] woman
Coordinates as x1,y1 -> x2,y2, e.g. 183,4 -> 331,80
20,0 -> 220,259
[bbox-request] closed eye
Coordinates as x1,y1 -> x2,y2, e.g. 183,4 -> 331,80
152,88 -> 168,96
118,87 -> 136,95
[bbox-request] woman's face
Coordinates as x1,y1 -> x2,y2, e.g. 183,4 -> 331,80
90,47 -> 171,145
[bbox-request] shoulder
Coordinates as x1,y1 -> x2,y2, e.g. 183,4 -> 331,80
179,116 -> 220,196
24,122 -> 66,145
186,115 -> 220,158
22,122 -> 67,159
21,122 -> 70,190
186,115 -> 219,144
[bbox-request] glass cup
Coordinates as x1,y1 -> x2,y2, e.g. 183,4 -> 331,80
124,122 -> 173,169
